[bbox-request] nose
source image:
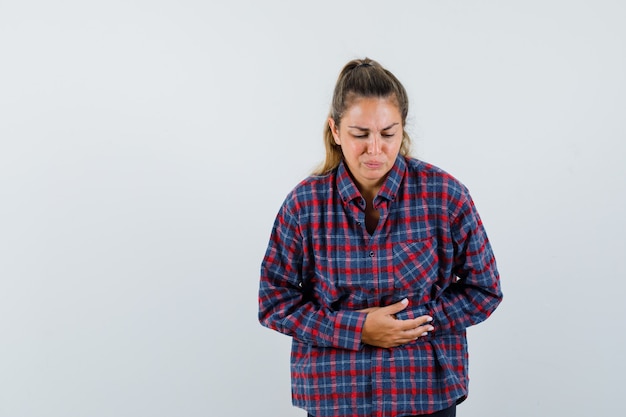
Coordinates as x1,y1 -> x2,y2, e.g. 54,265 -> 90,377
367,135 -> 382,155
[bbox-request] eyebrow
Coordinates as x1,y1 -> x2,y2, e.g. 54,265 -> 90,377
347,122 -> 400,131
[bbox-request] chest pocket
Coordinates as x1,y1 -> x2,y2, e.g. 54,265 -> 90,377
393,237 -> 439,301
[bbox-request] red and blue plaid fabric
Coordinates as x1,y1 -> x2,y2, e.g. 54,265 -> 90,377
259,156 -> 502,417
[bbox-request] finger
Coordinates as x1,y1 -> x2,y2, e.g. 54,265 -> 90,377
394,316 -> 432,331
408,323 -> 435,339
396,322 -> 435,341
393,324 -> 434,347
398,315 -> 433,329
414,315 -> 434,326
379,298 -> 410,315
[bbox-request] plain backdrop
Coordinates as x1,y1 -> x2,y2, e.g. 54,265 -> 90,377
1,1 -> 625,416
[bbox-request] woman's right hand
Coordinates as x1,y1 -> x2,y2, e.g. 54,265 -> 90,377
359,298 -> 434,348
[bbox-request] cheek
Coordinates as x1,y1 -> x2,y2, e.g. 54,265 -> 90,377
349,142 -> 368,155
384,140 -> 402,154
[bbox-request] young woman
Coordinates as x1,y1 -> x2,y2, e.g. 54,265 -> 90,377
259,58 -> 502,417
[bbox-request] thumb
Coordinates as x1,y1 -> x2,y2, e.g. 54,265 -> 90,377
381,298 -> 409,315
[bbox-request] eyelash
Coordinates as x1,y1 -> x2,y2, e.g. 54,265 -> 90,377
354,133 -> 395,139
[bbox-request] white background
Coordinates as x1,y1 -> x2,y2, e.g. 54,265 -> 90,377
1,1 -> 625,416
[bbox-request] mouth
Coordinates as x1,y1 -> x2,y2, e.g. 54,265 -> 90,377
363,161 -> 384,169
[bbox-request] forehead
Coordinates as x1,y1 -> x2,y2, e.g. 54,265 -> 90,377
342,96 -> 402,127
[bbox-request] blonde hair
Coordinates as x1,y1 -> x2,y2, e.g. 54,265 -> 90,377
314,58 -> 412,175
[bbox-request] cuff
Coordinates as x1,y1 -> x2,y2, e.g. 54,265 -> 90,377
332,310 -> 367,351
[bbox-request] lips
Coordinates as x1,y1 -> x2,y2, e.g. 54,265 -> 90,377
363,161 -> 384,169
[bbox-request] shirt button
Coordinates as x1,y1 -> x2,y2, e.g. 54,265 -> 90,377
369,251 -> 375,257
356,221 -> 362,226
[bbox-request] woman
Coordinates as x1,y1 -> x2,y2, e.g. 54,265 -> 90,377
259,58 -> 502,417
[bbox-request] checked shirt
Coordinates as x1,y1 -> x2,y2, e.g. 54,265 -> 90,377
259,156 -> 502,417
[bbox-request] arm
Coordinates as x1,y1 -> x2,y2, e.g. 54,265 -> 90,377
401,190 -> 503,335
258,202 -> 367,351
430,193 -> 502,335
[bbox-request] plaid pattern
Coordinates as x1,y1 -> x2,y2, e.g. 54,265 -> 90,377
259,156 -> 502,417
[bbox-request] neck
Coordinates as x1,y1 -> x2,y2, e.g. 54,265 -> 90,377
358,183 -> 381,204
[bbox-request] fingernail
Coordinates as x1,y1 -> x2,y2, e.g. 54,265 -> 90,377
428,326 -> 434,331
421,332 -> 429,336
401,298 -> 408,305
426,316 -> 433,322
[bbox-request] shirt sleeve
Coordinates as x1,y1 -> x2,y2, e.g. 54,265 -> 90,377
416,189 -> 502,335
258,200 -> 366,351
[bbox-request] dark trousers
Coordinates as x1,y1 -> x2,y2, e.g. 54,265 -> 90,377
308,403 -> 456,417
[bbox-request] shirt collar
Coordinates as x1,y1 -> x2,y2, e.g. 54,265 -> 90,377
336,155 -> 406,205
378,155 -> 406,202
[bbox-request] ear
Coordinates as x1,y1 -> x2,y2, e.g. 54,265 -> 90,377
328,117 -> 341,145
